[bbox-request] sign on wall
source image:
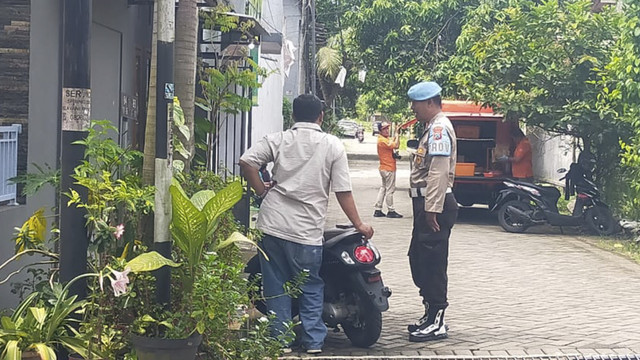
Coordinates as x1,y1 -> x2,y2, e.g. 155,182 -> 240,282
61,88 -> 91,131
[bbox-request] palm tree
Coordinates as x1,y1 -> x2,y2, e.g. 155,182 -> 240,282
316,42 -> 342,111
175,0 -> 199,172
142,4 -> 158,185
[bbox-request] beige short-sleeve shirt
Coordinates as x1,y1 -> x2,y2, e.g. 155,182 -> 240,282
410,112 -> 457,213
239,122 -> 352,246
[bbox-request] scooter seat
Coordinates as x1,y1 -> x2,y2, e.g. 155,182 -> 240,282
508,180 -> 561,198
538,186 -> 561,199
323,228 -> 361,248
324,228 -> 349,241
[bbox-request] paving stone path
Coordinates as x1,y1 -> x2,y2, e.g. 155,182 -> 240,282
282,140 -> 640,359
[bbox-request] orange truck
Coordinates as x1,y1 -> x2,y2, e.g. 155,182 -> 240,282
406,100 -> 518,207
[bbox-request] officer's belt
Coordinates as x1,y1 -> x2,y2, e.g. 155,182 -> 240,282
409,187 -> 452,198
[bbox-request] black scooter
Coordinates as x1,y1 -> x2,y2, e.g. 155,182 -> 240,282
245,226 -> 392,347
491,159 -> 617,235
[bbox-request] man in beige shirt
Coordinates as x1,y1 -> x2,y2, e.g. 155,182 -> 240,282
239,94 -> 373,354
405,81 -> 459,342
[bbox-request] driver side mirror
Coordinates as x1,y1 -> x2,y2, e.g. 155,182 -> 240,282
407,139 -> 419,149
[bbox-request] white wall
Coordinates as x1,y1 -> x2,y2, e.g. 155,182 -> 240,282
529,127 -> 577,185
283,0 -> 304,101
251,0 -> 285,140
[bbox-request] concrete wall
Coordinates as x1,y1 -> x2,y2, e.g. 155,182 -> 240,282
283,0 -> 304,102
0,0 -> 151,309
0,0 -> 61,310
529,127 -> 577,186
252,0 -> 284,140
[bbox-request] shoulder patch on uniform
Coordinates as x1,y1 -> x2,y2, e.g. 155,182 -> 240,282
428,125 -> 451,156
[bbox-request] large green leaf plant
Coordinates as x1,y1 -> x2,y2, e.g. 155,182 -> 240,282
169,180 -> 258,293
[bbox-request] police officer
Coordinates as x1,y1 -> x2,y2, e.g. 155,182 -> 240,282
406,81 -> 459,342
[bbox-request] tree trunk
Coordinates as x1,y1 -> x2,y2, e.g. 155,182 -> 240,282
142,4 -> 158,185
175,0 -> 198,172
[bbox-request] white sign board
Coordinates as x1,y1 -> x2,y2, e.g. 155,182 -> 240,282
62,88 -> 91,131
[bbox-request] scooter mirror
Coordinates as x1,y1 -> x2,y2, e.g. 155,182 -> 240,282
557,168 -> 567,174
407,139 -> 419,149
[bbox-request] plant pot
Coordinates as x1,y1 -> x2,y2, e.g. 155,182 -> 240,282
68,355 -> 106,360
130,333 -> 202,360
21,352 -> 40,360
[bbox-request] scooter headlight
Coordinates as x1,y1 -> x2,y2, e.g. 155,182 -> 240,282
354,245 -> 375,264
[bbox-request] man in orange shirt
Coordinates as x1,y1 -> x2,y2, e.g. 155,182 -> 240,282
500,127 -> 534,182
374,122 -> 403,218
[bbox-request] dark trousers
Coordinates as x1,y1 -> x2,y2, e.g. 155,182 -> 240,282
408,193 -> 458,306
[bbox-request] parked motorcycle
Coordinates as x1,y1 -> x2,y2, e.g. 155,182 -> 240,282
245,226 -> 392,347
356,127 -> 364,142
492,157 -> 617,235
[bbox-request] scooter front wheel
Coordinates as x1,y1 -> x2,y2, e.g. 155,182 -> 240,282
585,206 -> 617,236
497,200 -> 533,233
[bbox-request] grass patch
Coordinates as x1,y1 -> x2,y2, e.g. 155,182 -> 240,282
595,238 -> 640,264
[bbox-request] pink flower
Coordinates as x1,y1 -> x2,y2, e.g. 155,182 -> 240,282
109,268 -> 131,297
113,224 -> 125,240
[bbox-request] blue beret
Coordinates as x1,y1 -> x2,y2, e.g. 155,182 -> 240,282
407,81 -> 442,101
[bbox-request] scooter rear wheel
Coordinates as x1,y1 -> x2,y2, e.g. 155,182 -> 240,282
497,200 -> 533,233
342,295 -> 382,348
585,206 -> 617,236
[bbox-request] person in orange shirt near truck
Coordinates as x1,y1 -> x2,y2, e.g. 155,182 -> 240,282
499,127 -> 534,182
374,122 -> 403,218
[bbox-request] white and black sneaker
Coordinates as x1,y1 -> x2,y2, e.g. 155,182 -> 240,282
407,312 -> 429,333
409,308 -> 448,342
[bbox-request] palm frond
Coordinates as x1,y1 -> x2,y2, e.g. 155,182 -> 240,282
316,47 -> 342,78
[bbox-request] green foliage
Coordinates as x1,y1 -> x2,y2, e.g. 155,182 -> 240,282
67,120 -> 155,257
125,251 -> 180,273
169,181 -> 244,292
344,0 -> 476,113
0,276 -> 105,360
172,97 -> 191,173
8,163 -> 59,198
191,251 -> 293,359
12,208 -> 47,254
196,8 -> 269,171
597,239 -> 640,265
597,0 -> 640,219
443,0 -> 630,204
282,97 -> 294,130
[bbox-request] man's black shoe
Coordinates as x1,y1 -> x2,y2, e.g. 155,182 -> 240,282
373,210 -> 386,217
386,211 -> 403,218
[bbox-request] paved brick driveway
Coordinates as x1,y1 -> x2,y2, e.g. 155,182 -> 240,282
283,157 -> 640,359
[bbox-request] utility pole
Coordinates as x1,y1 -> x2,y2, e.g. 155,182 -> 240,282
154,0 -> 175,306
310,0 -> 317,95
59,0 -> 91,299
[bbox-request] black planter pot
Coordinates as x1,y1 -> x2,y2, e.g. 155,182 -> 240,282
130,333 -> 202,360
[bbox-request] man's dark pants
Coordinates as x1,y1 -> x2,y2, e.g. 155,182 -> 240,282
408,193 -> 458,306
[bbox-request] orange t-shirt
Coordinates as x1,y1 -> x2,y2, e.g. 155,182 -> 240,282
512,138 -> 533,178
377,135 -> 396,172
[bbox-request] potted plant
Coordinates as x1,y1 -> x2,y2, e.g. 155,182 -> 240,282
126,180 -> 259,360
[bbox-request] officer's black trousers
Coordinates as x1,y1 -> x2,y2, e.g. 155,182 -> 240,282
408,193 -> 458,307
